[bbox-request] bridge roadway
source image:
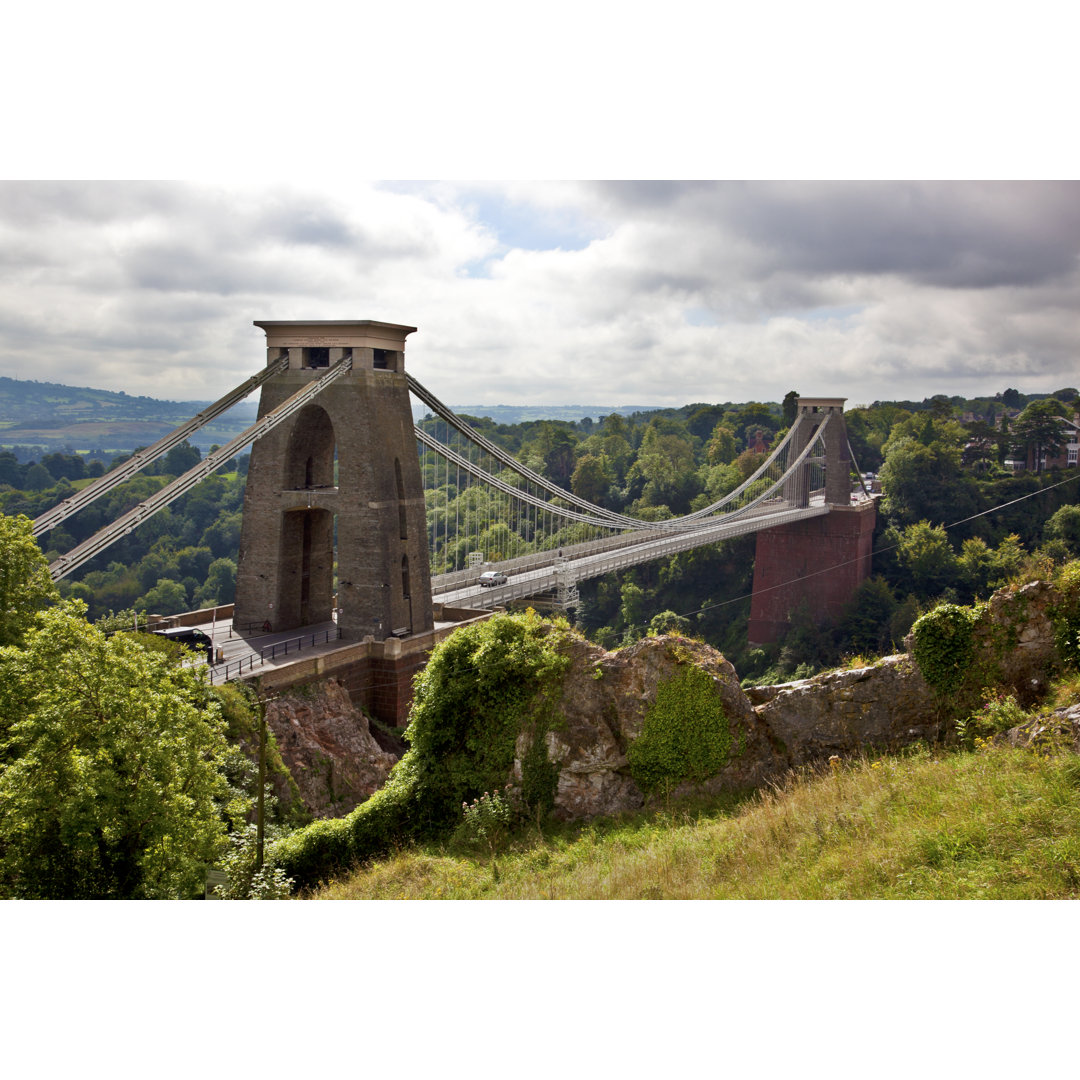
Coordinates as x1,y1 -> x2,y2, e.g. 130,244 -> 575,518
432,497 -> 833,610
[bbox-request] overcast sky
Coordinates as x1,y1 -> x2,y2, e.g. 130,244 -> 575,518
4,4 -> 1077,415
1,179 -> 1077,411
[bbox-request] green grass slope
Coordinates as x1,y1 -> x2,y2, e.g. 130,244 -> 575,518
311,739 -> 1080,900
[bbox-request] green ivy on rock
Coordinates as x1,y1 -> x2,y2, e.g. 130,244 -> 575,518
627,660 -> 739,796
910,603 -> 978,698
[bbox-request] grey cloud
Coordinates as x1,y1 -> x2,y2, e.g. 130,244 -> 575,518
587,181 -> 1080,292
122,240 -> 303,296
737,182 -> 1080,289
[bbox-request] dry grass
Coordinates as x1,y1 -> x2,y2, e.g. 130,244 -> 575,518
311,740 -> 1080,901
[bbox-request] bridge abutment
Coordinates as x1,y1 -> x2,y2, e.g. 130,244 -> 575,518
749,397 -> 875,645
747,501 -> 876,644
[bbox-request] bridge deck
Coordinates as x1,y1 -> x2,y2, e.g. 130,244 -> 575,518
435,498 -> 834,609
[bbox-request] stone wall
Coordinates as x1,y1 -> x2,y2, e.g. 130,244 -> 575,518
248,609 -> 492,726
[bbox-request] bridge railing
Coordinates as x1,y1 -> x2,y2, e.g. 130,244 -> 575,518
206,626 -> 344,685
431,527 -> 670,592
209,652 -> 265,685
456,501 -> 835,609
259,626 -> 342,662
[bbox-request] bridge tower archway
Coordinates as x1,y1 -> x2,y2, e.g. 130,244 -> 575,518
233,320 -> 433,641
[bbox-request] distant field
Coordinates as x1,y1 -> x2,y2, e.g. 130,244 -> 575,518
0,374 -> 259,452
5,420 -> 173,441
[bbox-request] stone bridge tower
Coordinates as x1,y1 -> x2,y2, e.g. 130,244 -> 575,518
748,397 -> 876,644
233,320 -> 433,642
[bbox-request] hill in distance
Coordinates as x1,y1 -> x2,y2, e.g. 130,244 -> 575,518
439,404 -> 661,424
0,375 -> 258,453
0,374 -> 663,450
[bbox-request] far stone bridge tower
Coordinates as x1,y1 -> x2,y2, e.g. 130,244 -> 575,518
747,397 -> 876,644
233,320 -> 433,642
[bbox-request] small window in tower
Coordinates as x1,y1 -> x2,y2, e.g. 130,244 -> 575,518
306,347 -> 330,369
373,349 -> 391,369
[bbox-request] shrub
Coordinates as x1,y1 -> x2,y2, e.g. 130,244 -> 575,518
457,789 -> 513,859
1051,560 -> 1080,670
216,824 -> 294,900
910,603 -> 978,698
627,661 -> 741,797
956,690 -> 1028,749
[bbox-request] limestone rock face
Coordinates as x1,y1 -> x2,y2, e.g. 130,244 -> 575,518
264,679 -> 398,819
747,655 -> 941,766
975,580 -> 1061,705
517,635 -> 781,820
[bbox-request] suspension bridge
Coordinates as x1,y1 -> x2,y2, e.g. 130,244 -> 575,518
31,321 -> 875,714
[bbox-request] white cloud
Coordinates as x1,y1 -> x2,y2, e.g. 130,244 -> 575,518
0,180 -> 1077,409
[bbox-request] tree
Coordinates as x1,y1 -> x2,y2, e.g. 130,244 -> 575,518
599,431 -> 634,484
894,521 -> 959,598
627,424 -> 699,513
782,390 -> 800,428
987,533 -> 1025,589
838,576 -> 897,655
928,395 -> 953,420
648,609 -> 691,636
705,423 -> 738,466
195,558 -> 237,607
23,463 -> 54,491
530,424 -> 577,487
730,402 -> 777,445
961,417 -> 1004,470
0,603 -> 239,898
1046,504 -> 1080,555
1010,399 -> 1068,473
878,435 -> 978,526
570,454 -> 613,505
156,440 -> 202,477
200,510 -> 243,559
137,577 -> 188,614
0,451 -> 22,487
0,514 -> 59,648
619,581 -> 647,638
957,537 -> 994,599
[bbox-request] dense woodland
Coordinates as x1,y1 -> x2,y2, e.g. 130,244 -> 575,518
2,384 -> 1079,686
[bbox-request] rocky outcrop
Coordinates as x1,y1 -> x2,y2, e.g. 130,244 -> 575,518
527,638 -> 947,821
514,580 -> 1071,820
1002,704 -> 1080,753
264,679 -> 398,819
261,580 -> 1073,825
747,655 -> 941,766
519,635 -> 780,820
